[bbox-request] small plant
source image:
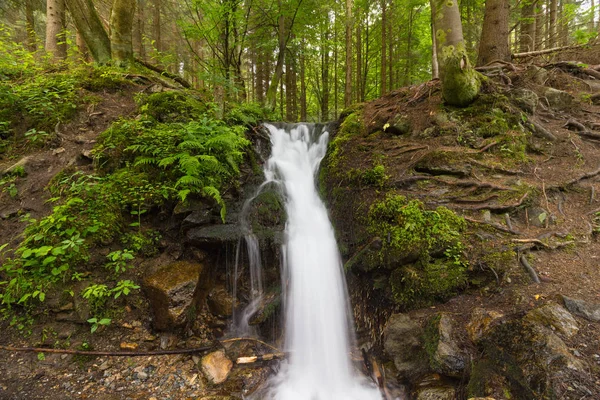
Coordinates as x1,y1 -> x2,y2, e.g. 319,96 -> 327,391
105,250 -> 134,275
87,317 -> 111,334
24,128 -> 49,145
111,280 -> 140,299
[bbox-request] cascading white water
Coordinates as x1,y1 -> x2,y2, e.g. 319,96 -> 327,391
260,123 -> 380,400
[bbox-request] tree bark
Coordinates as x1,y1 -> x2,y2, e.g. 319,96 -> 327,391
76,30 -> 90,61
134,0 -> 146,60
549,0 -> 557,47
380,0 -> 387,95
431,0 -> 480,106
535,1 -> 544,50
110,0 -> 136,65
356,21 -> 363,101
477,0 -> 510,66
320,26 -> 330,121
153,0 -> 162,52
65,0 -> 112,64
300,39 -> 307,121
46,0 -> 67,60
345,0 -> 353,108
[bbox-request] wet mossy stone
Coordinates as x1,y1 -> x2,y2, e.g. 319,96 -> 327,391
423,313 -> 467,377
383,313 -> 430,381
186,224 -> 241,248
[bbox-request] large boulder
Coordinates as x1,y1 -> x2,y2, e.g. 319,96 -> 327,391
525,302 -> 578,337
466,308 -> 503,343
207,286 -> 236,317
383,313 -> 429,381
143,261 -> 206,331
186,224 -> 241,247
543,87 -> 574,110
562,295 -> 600,322
511,88 -> 539,114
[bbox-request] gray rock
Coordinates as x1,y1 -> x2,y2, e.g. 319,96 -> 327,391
207,286 -> 236,317
427,313 -> 467,377
525,302 -> 579,337
186,224 -> 240,247
414,375 -> 456,400
511,88 -> 539,114
562,296 -> 600,322
524,65 -> 549,85
385,114 -> 412,135
182,208 -> 215,229
543,87 -> 574,110
143,261 -> 205,330
526,207 -> 550,227
383,313 -> 429,381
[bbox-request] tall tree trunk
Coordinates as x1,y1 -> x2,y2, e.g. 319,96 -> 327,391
549,0 -> 558,47
110,0 -> 136,65
134,0 -> 146,60
431,5 -> 439,79
76,30 -> 89,61
46,0 -> 67,60
558,0 -> 569,46
266,3 -> 286,111
388,2 -> 393,89
344,0 -> 353,108
321,27 -> 330,121
535,2 -> 544,50
520,0 -> 536,52
380,0 -> 387,95
153,0 -> 161,52
356,21 -> 363,102
65,0 -> 111,64
285,51 -> 293,121
257,49 -> 265,104
25,0 -> 36,51
404,8 -> 414,85
477,0 -> 510,66
431,0 -> 480,106
300,40 -> 307,121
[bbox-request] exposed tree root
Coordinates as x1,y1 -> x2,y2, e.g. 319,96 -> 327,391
519,255 -> 541,283
388,145 -> 429,157
464,216 -> 520,234
236,352 -> 287,364
512,238 -> 575,250
392,175 -> 433,188
478,141 -> 499,153
458,192 -> 529,212
550,166 -> 600,189
435,178 -> 512,191
135,58 -> 192,88
469,159 -> 523,175
528,119 -> 557,141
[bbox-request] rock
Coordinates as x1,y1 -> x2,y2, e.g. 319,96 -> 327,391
1,156 -> 32,177
425,313 -> 467,377
524,65 -> 549,85
207,286 -> 236,317
248,290 -> 281,325
143,261 -> 205,330
201,350 -> 233,384
186,225 -> 240,247
120,342 -> 138,350
511,88 -> 539,114
525,302 -> 578,337
383,313 -> 429,381
543,87 -> 573,110
414,375 -> 456,400
385,114 -> 412,135
526,207 -> 550,227
182,208 -> 215,229
562,296 -> 600,322
466,308 -> 503,343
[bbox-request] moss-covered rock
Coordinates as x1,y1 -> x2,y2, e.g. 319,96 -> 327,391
138,91 -> 208,122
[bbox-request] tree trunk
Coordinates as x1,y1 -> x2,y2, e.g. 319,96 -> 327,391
356,21 -> 363,102
431,0 -> 480,106
477,0 -> 510,66
65,0 -> 111,64
25,0 -> 36,52
431,5 -> 439,79
558,0 -> 569,47
76,30 -> 90,61
535,1 -> 544,50
134,0 -> 146,60
285,51 -> 293,122
153,0 -> 161,52
321,26 -> 330,121
46,0 -> 67,60
300,39 -> 307,121
266,4 -> 286,111
388,2 -> 393,89
549,0 -> 557,47
110,0 -> 136,65
344,0 -> 353,108
257,48 -> 265,104
380,0 -> 387,95
520,0 -> 536,52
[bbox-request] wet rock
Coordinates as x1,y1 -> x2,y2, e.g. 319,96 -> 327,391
543,87 -> 573,110
562,296 -> 600,322
425,313 -> 467,377
207,286 -> 236,317
466,308 -> 503,343
385,114 -> 412,135
186,225 -> 240,247
248,290 -> 281,325
383,313 -> 429,381
414,375 -> 456,400
525,302 -> 578,337
511,88 -> 539,114
182,208 -> 216,229
143,261 -> 204,330
201,350 -> 233,384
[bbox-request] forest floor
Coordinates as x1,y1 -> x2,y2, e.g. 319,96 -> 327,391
1,61 -> 600,399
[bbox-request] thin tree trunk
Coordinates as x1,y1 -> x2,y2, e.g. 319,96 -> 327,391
76,30 -> 89,61
153,0 -> 161,52
110,0 -> 136,65
345,0 -> 353,108
257,48 -> 265,104
477,0 -> 510,66
266,1 -> 286,111
380,0 -> 387,95
300,39 -> 307,121
46,0 -> 67,60
404,8 -> 413,85
25,0 -> 36,52
134,0 -> 146,60
388,2 -> 393,90
321,26 -> 330,121
65,0 -> 111,64
520,0 -> 536,52
431,8 -> 439,79
285,51 -> 293,121
535,1 -> 544,50
558,0 -> 569,47
356,21 -> 362,102
549,0 -> 557,47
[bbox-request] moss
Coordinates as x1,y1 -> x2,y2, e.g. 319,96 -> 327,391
137,91 -> 208,123
423,314 -> 443,371
439,43 -> 481,107
249,189 -> 285,231
328,109 -> 363,171
75,66 -> 131,92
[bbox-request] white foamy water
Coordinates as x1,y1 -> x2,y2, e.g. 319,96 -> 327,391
260,123 -> 380,400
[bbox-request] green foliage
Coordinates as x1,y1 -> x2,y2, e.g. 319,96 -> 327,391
82,280 -> 139,332
368,194 -> 468,308
328,110 -> 362,171
137,91 -> 208,123
87,317 -> 111,334
224,102 -> 278,127
105,250 -> 135,276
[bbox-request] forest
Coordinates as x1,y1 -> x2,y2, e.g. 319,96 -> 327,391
1,0 -> 598,119
1,0 -> 600,399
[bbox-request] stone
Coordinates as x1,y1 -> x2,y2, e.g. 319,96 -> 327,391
466,308 -> 503,343
562,296 -> 600,322
526,207 -> 550,227
511,88 -> 539,114
524,65 -> 549,85
143,261 -> 204,330
201,350 -> 233,384
120,342 -> 138,350
385,114 -> 412,135
414,375 -> 456,400
1,156 -> 32,176
427,313 -> 467,377
525,302 -> 579,337
383,313 -> 429,381
543,87 -> 573,110
183,208 -> 215,229
186,225 -> 240,247
207,286 -> 236,317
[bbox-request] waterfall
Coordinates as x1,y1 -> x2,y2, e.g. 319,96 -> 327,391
258,123 -> 380,400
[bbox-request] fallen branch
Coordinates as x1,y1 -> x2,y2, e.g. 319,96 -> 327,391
512,238 -> 574,250
551,166 -> 600,189
583,68 -> 600,80
460,192 -> 529,212
512,43 -> 594,59
135,58 -> 192,89
0,343 -> 217,357
236,352 -> 287,364
529,120 -> 557,141
519,255 -> 541,284
478,141 -> 499,153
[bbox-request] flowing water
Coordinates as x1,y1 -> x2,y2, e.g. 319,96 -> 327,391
257,123 -> 380,400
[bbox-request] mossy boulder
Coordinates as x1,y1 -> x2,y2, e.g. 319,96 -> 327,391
383,313 -> 430,381
138,91 -> 208,122
423,313 -> 468,377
